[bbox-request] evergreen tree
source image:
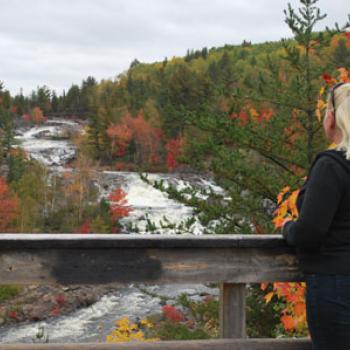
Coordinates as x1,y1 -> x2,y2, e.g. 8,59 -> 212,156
177,0 -> 350,234
0,84 -> 15,164
333,37 -> 350,67
80,76 -> 97,116
51,90 -> 59,114
13,88 -> 26,115
65,84 -> 81,114
36,85 -> 51,114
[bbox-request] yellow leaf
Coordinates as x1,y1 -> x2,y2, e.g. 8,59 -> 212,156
281,186 -> 290,193
264,291 -> 274,304
288,190 -> 299,218
315,108 -> 321,122
249,108 -> 259,118
337,67 -> 350,82
272,216 -> 285,229
279,201 -> 288,217
277,192 -> 284,204
317,99 -> 326,110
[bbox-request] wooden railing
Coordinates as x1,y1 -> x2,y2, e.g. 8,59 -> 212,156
0,234 -> 311,349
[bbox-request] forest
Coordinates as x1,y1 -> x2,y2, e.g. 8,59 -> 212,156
1,14 -> 349,235
0,0 -> 349,340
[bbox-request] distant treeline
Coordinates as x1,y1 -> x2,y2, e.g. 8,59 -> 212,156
1,29 -> 350,171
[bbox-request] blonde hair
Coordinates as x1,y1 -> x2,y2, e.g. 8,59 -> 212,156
326,83 -> 350,160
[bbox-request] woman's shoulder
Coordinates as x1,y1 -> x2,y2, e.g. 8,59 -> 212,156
314,148 -> 346,160
313,149 -> 350,174
309,149 -> 350,191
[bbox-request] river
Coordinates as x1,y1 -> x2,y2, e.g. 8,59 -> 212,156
0,118 -> 221,343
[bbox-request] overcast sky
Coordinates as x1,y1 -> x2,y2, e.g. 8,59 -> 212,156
0,0 -> 348,95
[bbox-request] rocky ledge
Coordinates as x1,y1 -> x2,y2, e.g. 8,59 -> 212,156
0,284 -> 116,327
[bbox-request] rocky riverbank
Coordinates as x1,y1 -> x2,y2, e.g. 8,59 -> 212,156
0,284 -> 116,327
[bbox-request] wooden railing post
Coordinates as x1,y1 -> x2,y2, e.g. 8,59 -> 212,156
219,282 -> 246,338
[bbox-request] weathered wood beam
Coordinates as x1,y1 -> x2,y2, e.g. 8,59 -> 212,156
0,233 -> 291,249
0,234 -> 303,285
0,338 -> 312,349
219,283 -> 246,338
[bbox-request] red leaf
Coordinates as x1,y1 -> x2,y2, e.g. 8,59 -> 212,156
55,294 -> 65,307
74,220 -> 92,234
8,311 -> 17,320
322,73 -> 333,85
162,304 -> 184,323
108,188 -> 133,221
51,305 -> 61,316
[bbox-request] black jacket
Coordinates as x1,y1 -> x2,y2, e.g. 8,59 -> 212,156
282,148 -> 350,274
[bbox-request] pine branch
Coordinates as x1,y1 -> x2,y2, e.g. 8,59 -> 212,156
245,142 -> 305,175
231,91 -> 311,112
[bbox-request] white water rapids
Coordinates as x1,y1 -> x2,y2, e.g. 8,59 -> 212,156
0,285 -> 219,343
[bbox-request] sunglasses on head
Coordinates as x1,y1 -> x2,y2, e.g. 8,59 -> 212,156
330,82 -> 346,118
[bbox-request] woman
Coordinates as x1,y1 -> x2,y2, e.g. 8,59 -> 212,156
282,82 -> 350,350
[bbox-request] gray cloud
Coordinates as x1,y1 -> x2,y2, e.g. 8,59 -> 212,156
0,0 -> 348,95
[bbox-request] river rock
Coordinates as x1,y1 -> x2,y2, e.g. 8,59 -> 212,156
0,284 -> 115,327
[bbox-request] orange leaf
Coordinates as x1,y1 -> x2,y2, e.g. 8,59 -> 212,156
293,302 -> 306,317
260,282 -> 269,291
281,315 -> 295,331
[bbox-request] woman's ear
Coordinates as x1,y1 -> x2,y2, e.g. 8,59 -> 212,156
328,110 -> 336,128
324,110 -> 336,128
323,109 -> 337,142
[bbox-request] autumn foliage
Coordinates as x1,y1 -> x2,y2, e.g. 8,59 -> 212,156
107,187 -> 133,233
107,122 -> 133,157
32,107 -> 46,123
272,186 -> 300,229
264,184 -> 307,334
165,136 -> 185,171
107,112 -> 187,171
74,220 -> 92,234
73,187 -> 133,234
316,68 -> 350,130
108,188 -> 133,221
107,113 -> 162,165
0,176 -> 19,232
106,316 -> 159,343
228,107 -> 274,127
22,107 -> 46,124
162,304 -> 185,323
330,32 -> 350,48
